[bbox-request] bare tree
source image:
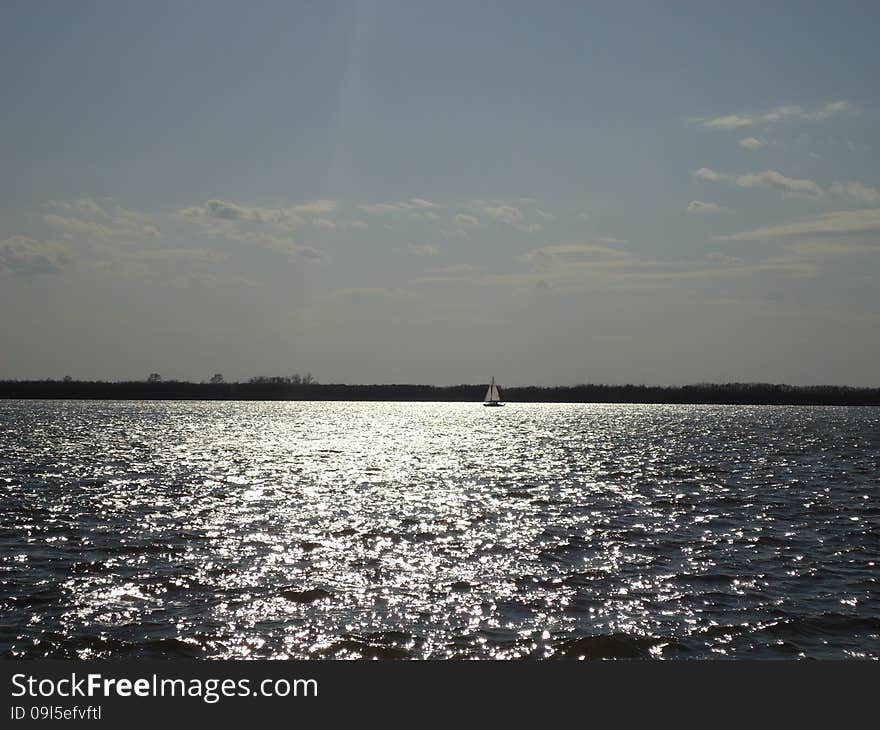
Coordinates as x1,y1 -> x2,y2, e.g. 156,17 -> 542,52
147,373 -> 162,383
210,373 -> 224,384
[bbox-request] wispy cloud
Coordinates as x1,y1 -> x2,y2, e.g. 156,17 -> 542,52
829,181 -> 880,205
705,252 -> 743,266
687,200 -> 722,214
762,100 -> 853,122
479,203 -> 542,233
694,167 -> 822,198
356,199 -> 440,215
44,199 -> 161,240
522,243 -> 632,263
734,170 -> 822,198
329,286 -> 411,300
714,209 -> 880,240
407,243 -> 439,256
693,167 -> 729,182
481,204 -> 523,225
455,214 -> 479,225
46,198 -> 107,216
700,100 -> 854,130
44,214 -> 117,239
127,248 -> 228,264
293,200 -> 338,215
187,223 -> 324,261
738,136 -> 766,150
702,114 -> 754,130
0,235 -> 71,274
783,240 -> 880,257
179,199 -> 336,228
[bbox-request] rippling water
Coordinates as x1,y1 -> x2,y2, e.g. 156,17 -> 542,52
1,400 -> 878,659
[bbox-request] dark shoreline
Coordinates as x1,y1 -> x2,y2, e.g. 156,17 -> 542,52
2,381 -> 879,405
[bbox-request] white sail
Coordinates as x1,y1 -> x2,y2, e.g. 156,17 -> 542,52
484,385 -> 494,402
484,377 -> 501,403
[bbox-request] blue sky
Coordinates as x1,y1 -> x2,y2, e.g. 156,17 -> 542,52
2,1 -> 879,385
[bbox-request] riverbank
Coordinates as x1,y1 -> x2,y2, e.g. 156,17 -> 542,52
1,381 -> 879,405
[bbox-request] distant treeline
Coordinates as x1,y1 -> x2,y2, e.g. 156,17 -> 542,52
1,380 -> 879,405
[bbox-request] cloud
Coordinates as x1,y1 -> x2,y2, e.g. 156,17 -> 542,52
191,225 -> 324,261
760,105 -> 804,123
738,136 -> 766,150
762,100 -> 853,122
128,248 -> 228,264
357,203 -> 403,215
180,200 -> 288,225
480,204 -> 541,232
330,287 -> 410,300
701,101 -> 854,129
705,252 -> 742,266
734,170 -> 822,198
407,243 -> 439,256
180,199 -> 336,228
439,227 -> 471,240
702,114 -> 754,129
714,209 -> 880,240
693,167 -> 729,182
350,220 -> 369,230
46,198 -> 107,216
687,201 -> 722,214
44,200 -> 161,240
455,214 -> 479,225
694,167 -> 823,199
292,200 -> 337,215
0,235 -> 71,274
182,273 -> 263,290
819,100 -> 854,116
523,243 -> 631,263
783,240 -> 880,257
692,167 -> 832,198
243,234 -> 325,261
357,199 -> 439,215
44,214 -> 117,238
481,204 -> 523,225
829,181 -> 880,205
436,264 -> 483,275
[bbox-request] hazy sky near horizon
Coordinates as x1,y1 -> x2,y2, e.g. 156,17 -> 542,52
2,1 -> 880,386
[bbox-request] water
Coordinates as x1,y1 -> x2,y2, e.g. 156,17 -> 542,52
1,400 -> 878,659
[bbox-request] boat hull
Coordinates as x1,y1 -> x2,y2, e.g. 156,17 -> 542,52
483,402 -> 504,407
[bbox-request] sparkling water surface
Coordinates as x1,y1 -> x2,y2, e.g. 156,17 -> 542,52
1,400 -> 878,659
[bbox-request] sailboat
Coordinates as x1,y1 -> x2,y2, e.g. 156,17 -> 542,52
483,377 -> 503,407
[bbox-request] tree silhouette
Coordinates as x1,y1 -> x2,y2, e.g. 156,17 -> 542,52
210,373 -> 224,384
147,373 -> 162,383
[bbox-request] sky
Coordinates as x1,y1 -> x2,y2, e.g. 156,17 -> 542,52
2,0 -> 879,386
